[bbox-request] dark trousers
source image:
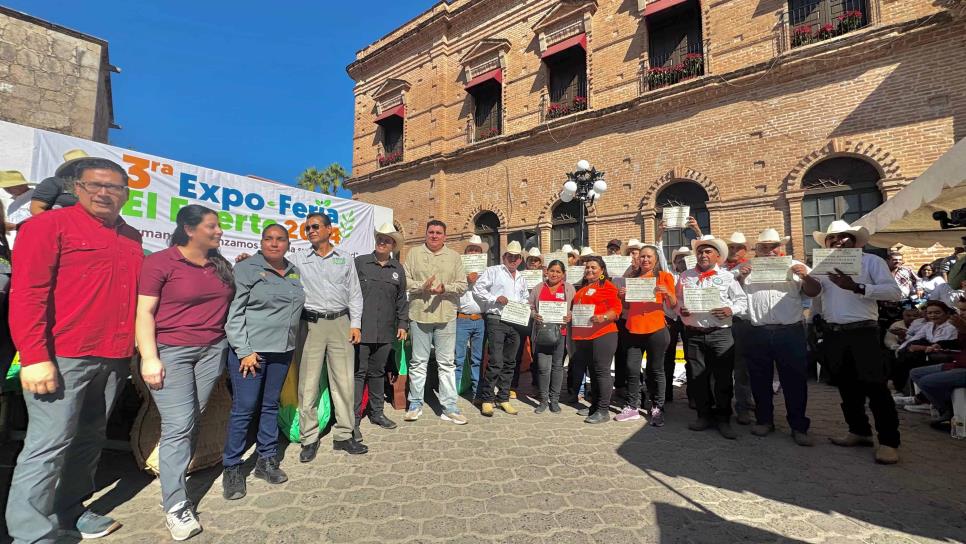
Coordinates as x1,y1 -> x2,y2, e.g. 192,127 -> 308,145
614,318 -> 629,390
625,328 -> 671,409
354,342 -> 392,418
892,349 -> 930,393
663,318 -> 686,401
823,326 -> 900,448
573,333 -> 619,413
533,334 -> 566,403
745,325 -> 810,432
480,317 -> 520,402
685,327 -> 735,421
223,351 -> 293,467
511,321 -> 534,389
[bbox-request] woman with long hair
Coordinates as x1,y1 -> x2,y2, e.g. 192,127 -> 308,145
918,263 -> 945,299
570,256 -> 622,423
136,204 -> 234,541
892,300 -> 959,394
617,244 -> 675,426
528,260 -> 574,413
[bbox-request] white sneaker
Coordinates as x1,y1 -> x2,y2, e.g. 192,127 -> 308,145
892,395 -> 917,406
903,403 -> 932,414
440,411 -> 468,425
165,502 -> 202,541
403,408 -> 422,421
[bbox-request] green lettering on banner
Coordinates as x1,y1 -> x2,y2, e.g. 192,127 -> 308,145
120,190 -> 158,219
170,196 -> 190,221
217,211 -> 233,230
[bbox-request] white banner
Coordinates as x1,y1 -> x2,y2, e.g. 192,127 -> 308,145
21,127 -> 376,260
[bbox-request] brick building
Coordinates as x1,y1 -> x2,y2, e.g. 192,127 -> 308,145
346,0 -> 965,265
0,6 -> 117,143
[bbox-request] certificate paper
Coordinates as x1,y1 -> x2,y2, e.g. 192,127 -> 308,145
500,301 -> 531,326
522,269 -> 544,289
664,206 -> 690,229
746,256 -> 793,283
684,255 -> 697,270
603,255 -> 632,277
544,252 -> 568,268
625,277 -> 657,302
683,287 -> 721,312
566,267 -> 585,285
460,254 -> 488,274
571,304 -> 595,327
538,301 -> 568,324
810,248 -> 862,275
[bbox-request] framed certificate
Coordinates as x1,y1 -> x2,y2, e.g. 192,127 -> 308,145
522,269 -> 544,289
571,304 -> 595,327
603,255 -> 632,277
746,256 -> 792,283
460,254 -> 488,274
625,277 -> 657,302
500,301 -> 531,327
683,287 -> 720,312
663,206 -> 690,229
538,301 -> 568,324
810,248 -> 862,275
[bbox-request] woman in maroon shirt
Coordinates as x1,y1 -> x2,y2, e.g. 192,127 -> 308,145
136,204 -> 234,541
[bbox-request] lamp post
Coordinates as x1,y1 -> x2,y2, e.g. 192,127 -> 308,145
559,159 -> 607,248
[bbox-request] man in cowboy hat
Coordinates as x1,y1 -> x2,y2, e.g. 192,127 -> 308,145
525,247 -> 544,271
725,231 -> 755,424
561,244 -> 579,267
623,238 -> 644,266
578,246 -> 597,264
29,149 -> 88,215
809,220 -> 902,464
353,223 -> 409,436
677,235 -> 747,439
1,170 -> 33,230
735,228 -> 820,446
454,235 -> 489,403
606,239 -> 623,256
473,241 -> 529,416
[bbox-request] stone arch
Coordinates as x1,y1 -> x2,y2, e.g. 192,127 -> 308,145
536,194 -> 567,225
783,139 -> 903,192
459,204 -> 509,233
638,167 -> 721,211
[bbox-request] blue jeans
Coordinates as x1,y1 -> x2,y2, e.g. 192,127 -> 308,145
409,320 -> 458,413
223,350 -> 293,467
455,317 -> 485,397
745,324 -> 810,432
910,364 -> 966,415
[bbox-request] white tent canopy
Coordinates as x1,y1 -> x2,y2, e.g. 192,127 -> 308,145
855,137 -> 966,248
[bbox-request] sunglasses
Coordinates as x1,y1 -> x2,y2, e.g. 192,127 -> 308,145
306,223 -> 325,232
376,237 -> 395,246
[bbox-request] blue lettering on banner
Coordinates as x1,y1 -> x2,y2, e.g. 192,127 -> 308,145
180,174 -> 342,221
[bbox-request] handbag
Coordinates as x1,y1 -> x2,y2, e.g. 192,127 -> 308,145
534,322 -> 562,348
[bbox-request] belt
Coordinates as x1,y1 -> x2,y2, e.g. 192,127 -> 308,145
826,320 -> 877,332
685,325 -> 725,334
458,313 -> 482,320
301,308 -> 349,322
752,323 -> 802,330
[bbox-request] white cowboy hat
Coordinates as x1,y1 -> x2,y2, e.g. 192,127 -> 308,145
504,241 -> 523,255
756,228 -> 790,245
622,238 -> 644,256
670,246 -> 691,262
374,223 -> 403,248
691,235 -> 728,265
579,246 -> 597,258
727,232 -> 748,246
527,247 -> 542,258
560,244 -> 578,256
464,234 -> 490,253
812,220 -> 870,248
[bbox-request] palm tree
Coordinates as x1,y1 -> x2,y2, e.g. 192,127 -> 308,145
297,162 -> 347,194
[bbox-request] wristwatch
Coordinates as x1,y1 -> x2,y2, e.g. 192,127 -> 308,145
854,283 -> 866,295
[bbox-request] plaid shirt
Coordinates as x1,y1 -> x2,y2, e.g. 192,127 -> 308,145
892,266 -> 918,298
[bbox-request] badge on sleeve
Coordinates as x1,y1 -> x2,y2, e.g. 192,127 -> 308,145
392,272 -> 400,281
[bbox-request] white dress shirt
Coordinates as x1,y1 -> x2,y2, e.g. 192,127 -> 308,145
473,263 -> 529,316
742,259 -> 810,326
815,253 -> 901,324
898,319 -> 958,350
458,283 -> 483,314
295,246 -> 364,328
676,265 -> 748,328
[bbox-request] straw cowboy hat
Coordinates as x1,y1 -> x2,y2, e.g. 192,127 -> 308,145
670,246 -> 691,262
374,222 -> 403,248
463,234 -> 490,253
756,228 -> 790,245
622,238 -> 644,256
812,220 -> 870,248
0,170 -> 29,189
691,235 -> 728,264
527,247 -> 542,258
727,232 -> 748,247
560,244 -> 578,257
579,246 -> 597,258
54,149 -> 90,178
504,241 -> 524,255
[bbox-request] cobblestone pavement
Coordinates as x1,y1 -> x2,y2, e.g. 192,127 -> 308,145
12,382 -> 966,543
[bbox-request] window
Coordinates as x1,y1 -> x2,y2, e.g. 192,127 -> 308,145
377,115 -> 403,167
551,200 -> 580,250
544,45 -> 588,119
788,0 -> 869,48
475,211 -> 501,266
507,229 -> 539,252
655,181 -> 710,262
645,0 -> 704,90
470,80 -> 502,141
801,157 -> 882,257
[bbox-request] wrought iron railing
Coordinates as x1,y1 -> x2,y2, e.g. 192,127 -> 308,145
781,0 -> 870,50
643,40 -> 705,92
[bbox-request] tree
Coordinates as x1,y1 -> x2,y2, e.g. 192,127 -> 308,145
297,162 -> 347,194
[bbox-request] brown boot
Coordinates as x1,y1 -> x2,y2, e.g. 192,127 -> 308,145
875,445 -> 899,464
829,433 -> 874,447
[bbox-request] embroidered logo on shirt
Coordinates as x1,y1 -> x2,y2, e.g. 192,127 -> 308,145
287,272 -> 300,280
392,272 -> 399,280
333,257 -> 346,265
712,276 -> 723,285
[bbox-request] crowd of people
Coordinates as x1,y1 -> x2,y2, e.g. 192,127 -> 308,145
1,156 -> 964,543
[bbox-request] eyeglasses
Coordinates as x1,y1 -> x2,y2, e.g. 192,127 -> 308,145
305,223 -> 325,232
77,181 -> 128,195
376,237 -> 394,246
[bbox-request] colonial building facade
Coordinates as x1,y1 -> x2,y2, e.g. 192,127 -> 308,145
346,0 -> 965,264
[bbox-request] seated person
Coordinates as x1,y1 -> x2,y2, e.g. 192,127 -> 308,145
909,299 -> 966,426
893,301 -> 958,394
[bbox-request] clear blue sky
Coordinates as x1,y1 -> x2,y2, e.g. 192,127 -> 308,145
5,0 -> 435,195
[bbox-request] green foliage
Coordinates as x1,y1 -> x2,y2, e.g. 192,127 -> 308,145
297,162 -> 348,194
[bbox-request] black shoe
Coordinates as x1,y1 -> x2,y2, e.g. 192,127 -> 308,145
221,464 -> 246,500
549,401 -> 561,413
584,410 -> 609,424
369,413 -> 398,429
577,407 -> 593,417
688,417 -> 714,431
717,420 -> 738,440
299,441 -> 319,463
333,438 -> 369,455
735,410 -> 754,425
535,402 -> 548,414
253,456 -> 288,485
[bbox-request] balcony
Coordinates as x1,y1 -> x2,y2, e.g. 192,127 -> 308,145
643,41 -> 705,92
782,0 -> 870,49
377,150 -> 403,168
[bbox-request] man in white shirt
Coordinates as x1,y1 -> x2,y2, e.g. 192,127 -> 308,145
736,229 -> 820,446
473,241 -> 529,416
455,236 -> 489,401
677,236 -> 748,439
810,221 -> 902,464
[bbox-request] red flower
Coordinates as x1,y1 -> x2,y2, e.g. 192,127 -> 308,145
821,23 -> 835,32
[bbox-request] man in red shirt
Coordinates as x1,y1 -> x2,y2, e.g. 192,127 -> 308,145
6,157 -> 141,543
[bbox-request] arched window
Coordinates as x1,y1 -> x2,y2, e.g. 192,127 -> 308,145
801,157 -> 882,255
656,181 -> 710,261
474,211 -> 501,266
551,200 -> 580,251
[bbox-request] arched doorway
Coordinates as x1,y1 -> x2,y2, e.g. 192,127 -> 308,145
474,211 -> 501,266
551,200 -> 580,251
801,156 -> 882,256
656,181 -> 710,261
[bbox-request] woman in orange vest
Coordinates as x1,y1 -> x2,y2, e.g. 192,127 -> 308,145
570,256 -> 623,424
617,244 -> 676,426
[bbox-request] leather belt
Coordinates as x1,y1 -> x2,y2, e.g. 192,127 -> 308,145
752,323 -> 802,330
825,320 -> 877,332
458,313 -> 482,320
685,325 -> 725,334
301,308 -> 349,322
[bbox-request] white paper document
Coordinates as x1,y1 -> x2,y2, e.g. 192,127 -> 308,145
810,248 -> 862,276
500,301 -> 531,326
746,256 -> 793,283
544,252 -> 568,268
663,206 -> 690,229
566,267 -> 585,285
684,255 -> 697,270
683,287 -> 721,312
460,254 -> 488,274
625,277 -> 657,302
602,255 -> 632,277
538,301 -> 568,324
571,304 -> 595,327
522,269 -> 544,289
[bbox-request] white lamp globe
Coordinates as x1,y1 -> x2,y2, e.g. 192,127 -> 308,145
593,179 -> 608,194
588,189 -> 599,201
563,180 -> 578,193
560,190 -> 574,203
576,160 -> 591,172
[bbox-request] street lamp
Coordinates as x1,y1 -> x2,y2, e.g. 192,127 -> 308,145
559,160 -> 607,248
